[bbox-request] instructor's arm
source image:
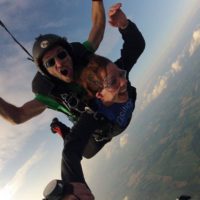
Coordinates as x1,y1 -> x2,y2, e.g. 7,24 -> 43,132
0,98 -> 46,124
87,0 -> 105,51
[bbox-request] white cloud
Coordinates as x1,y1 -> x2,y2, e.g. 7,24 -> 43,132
0,45 -> 35,100
0,49 -> 37,173
171,59 -> 182,73
141,75 -> 169,109
189,28 -> 200,56
0,121 -> 38,172
0,0 -> 32,26
120,134 -> 128,148
140,58 -> 183,109
0,145 -> 45,200
0,109 -> 61,173
140,26 -> 200,110
123,196 -> 129,200
152,76 -> 168,99
102,134 -> 129,159
0,48 -> 61,172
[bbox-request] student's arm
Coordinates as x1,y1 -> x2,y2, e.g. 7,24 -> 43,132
87,0 -> 105,51
110,3 -> 146,73
0,98 -> 46,124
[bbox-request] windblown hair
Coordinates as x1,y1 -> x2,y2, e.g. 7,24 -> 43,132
79,54 -> 111,97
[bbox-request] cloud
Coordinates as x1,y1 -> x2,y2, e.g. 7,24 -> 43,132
123,196 -> 129,200
141,61 -> 183,109
152,76 -> 168,99
171,59 -> 182,73
0,47 -> 60,173
0,0 -> 33,27
141,75 -> 169,109
120,134 -> 128,148
140,26 -> 200,110
0,109 -> 60,173
140,59 -> 182,109
0,0 -> 30,10
102,134 -> 129,159
0,145 -> 45,200
189,28 -> 200,56
0,120 -> 40,172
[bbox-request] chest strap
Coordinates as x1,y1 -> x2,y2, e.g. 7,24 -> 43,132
35,93 -> 77,122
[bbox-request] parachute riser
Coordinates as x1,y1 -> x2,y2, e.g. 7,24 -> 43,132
0,20 -> 34,62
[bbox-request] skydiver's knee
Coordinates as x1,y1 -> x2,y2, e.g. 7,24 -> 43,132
83,153 -> 95,159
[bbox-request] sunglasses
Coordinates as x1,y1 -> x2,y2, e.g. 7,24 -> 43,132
43,50 -> 68,68
103,69 -> 127,91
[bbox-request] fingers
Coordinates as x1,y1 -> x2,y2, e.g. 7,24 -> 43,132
108,2 -> 122,17
109,2 -> 122,11
108,19 -> 116,27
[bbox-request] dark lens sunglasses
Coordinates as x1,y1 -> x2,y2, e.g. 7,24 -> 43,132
44,51 -> 68,69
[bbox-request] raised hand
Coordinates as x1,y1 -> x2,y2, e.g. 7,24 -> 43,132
108,3 -> 129,29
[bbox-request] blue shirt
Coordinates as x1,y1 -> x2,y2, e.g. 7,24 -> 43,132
95,99 -> 134,128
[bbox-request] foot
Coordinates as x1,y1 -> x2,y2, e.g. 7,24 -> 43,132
50,118 -> 70,139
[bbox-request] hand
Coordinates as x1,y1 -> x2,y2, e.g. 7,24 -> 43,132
71,182 -> 95,200
108,3 -> 128,29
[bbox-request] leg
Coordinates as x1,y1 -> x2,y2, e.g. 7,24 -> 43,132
83,137 -> 111,159
61,112 -> 104,184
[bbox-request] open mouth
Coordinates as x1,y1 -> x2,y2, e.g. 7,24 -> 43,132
60,68 -> 68,76
118,88 -> 128,97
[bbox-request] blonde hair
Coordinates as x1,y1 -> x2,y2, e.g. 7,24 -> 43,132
79,54 -> 111,97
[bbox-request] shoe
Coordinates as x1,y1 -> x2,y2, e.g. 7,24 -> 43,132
50,118 -> 70,139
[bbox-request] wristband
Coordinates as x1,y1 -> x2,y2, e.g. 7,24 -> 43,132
92,0 -> 102,1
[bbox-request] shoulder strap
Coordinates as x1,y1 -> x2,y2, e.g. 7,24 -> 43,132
35,93 -> 77,122
32,72 -> 54,95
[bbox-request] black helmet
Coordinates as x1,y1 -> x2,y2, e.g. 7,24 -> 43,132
32,34 -> 72,76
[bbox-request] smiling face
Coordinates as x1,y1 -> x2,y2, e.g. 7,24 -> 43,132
79,55 -> 129,106
96,62 -> 128,106
42,46 -> 73,83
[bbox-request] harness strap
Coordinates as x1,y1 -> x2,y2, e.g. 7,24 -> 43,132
35,93 -> 77,121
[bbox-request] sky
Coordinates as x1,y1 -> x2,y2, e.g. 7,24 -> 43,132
0,0 -> 200,199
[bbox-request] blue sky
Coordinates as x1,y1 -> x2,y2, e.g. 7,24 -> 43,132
0,0 -> 200,199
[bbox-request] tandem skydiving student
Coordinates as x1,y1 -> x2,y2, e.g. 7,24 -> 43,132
50,3 -> 145,158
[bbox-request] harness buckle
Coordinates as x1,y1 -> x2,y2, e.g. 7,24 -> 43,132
93,129 -> 110,142
61,93 -> 86,114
